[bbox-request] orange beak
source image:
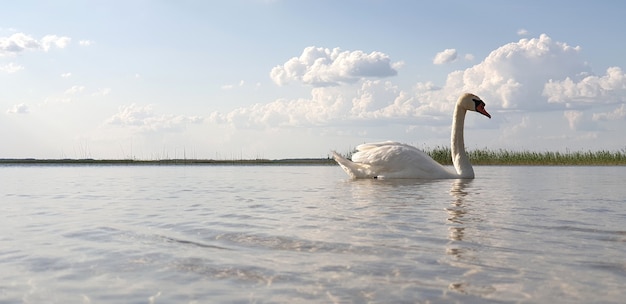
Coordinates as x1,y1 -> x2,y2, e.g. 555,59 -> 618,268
477,104 -> 491,118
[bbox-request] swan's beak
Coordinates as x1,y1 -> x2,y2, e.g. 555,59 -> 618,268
476,104 -> 491,119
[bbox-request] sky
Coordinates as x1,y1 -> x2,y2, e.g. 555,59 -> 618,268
2,0 -> 626,160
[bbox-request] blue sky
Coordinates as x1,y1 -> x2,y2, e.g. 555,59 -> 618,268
2,1 -> 626,159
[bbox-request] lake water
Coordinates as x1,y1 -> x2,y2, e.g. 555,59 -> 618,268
0,164 -> 624,303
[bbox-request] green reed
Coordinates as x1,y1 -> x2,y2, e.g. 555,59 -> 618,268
426,146 -> 626,166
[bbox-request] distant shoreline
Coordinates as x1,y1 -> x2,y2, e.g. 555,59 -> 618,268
1,157 -> 625,166
2,147 -> 626,166
0,158 -> 337,166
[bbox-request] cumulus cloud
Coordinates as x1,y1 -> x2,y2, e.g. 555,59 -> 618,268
593,104 -> 626,121
443,34 -> 587,109
0,62 -> 23,73
212,34 -> 624,132
0,32 -> 71,56
563,109 -> 604,131
433,48 -> 457,64
0,33 -> 38,56
270,46 -> 399,87
210,86 -> 351,128
106,104 -> 204,132
41,35 -> 71,51
6,103 -> 29,114
564,110 -> 583,130
210,80 -> 441,129
517,28 -> 530,36
543,67 -> 626,103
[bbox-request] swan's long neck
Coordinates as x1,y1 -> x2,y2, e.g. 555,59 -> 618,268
451,105 -> 474,178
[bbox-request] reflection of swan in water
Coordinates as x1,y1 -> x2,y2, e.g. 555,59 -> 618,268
332,93 -> 491,179
446,179 -> 475,293
447,179 -> 472,241
445,179 -> 496,296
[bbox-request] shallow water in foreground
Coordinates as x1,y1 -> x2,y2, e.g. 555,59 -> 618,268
1,165 -> 624,303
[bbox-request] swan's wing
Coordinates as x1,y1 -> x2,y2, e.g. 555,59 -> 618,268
352,142 -> 454,178
352,142 -> 432,168
354,141 -> 403,153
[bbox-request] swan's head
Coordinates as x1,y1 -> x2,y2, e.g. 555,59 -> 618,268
459,93 -> 491,118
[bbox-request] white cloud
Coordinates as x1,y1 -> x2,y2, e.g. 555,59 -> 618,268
0,62 -> 23,73
564,110 -> 583,130
61,72 -> 72,78
593,104 -> 626,121
543,67 -> 626,103
212,34 -> 623,132
0,33 -> 39,56
517,28 -> 530,36
106,104 -> 204,132
6,103 -> 29,114
210,86 -> 352,128
351,80 -> 402,115
270,46 -> 399,87
41,85 -> 87,105
441,34 -> 587,109
64,85 -> 85,95
563,109 -> 604,131
464,54 -> 475,61
79,40 -> 93,46
210,80 -> 440,129
433,48 -> 457,65
41,35 -> 71,51
0,33 -> 71,56
221,80 -> 245,90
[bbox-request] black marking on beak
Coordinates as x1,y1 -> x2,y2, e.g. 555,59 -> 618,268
472,98 -> 483,109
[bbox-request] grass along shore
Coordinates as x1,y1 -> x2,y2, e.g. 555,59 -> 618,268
426,147 -> 626,166
1,148 -> 625,166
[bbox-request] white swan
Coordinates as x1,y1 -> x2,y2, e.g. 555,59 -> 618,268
333,93 -> 491,179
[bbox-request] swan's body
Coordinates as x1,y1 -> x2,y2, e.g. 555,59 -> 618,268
333,93 -> 491,179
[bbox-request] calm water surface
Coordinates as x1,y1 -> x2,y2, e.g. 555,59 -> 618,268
0,165 -> 624,303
